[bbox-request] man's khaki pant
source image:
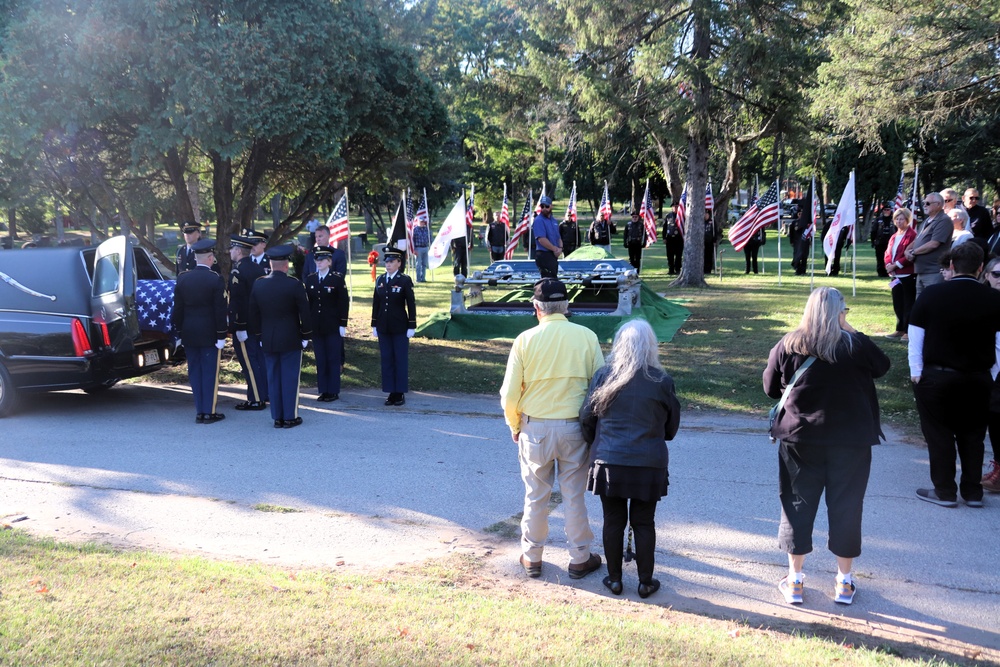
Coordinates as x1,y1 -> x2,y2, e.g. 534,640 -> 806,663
518,417 -> 593,565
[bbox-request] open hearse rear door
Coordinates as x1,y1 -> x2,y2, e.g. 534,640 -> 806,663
90,235 -> 139,353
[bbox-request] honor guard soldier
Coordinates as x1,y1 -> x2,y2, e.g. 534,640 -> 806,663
171,238 -> 228,424
175,222 -> 203,274
228,233 -> 269,411
249,245 -> 313,428
305,247 -> 349,402
246,229 -> 271,274
371,248 -> 416,406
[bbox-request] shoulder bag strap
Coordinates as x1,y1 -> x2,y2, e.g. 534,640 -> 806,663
776,356 -> 816,416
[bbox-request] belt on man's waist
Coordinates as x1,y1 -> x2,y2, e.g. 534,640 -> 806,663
923,364 -> 987,374
523,415 -> 579,424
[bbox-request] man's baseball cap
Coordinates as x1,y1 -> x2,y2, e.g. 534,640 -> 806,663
533,277 -> 567,302
539,196 -> 552,206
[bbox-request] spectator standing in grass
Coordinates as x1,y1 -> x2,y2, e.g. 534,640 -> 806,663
764,287 -> 890,607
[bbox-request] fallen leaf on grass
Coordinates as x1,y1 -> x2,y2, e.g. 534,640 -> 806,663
35,586 -> 49,594
28,577 -> 42,585
466,644 -> 475,650
964,650 -> 981,659
728,629 -> 741,638
129,562 -> 137,569
1,524 -> 11,530
288,572 -> 297,581
336,560 -> 345,566
398,627 -> 409,637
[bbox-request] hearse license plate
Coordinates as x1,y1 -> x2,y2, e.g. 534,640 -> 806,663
144,349 -> 161,366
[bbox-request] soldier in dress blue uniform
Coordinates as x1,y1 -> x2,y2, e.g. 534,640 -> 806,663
175,222 -> 203,274
228,233 -> 269,411
246,229 -> 271,274
305,247 -> 350,402
249,245 -> 313,428
371,248 -> 416,406
171,238 -> 228,424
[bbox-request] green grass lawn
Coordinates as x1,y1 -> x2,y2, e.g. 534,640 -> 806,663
0,531 -> 965,667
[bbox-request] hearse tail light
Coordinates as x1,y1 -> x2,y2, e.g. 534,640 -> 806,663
99,321 -> 111,347
71,318 -> 94,357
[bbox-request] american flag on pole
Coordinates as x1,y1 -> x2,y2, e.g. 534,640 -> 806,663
405,191 -> 415,255
415,188 -> 430,233
327,193 -> 350,243
499,184 -> 510,230
705,181 -> 714,213
893,170 -> 906,211
640,180 -> 657,247
805,175 -> 819,240
533,183 -> 547,215
566,182 -> 578,223
728,180 -> 780,252
465,185 -> 475,250
598,181 -> 613,221
675,185 -> 687,238
910,163 -> 920,212
505,191 -> 532,260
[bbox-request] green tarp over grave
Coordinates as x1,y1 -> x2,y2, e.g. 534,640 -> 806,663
415,283 -> 690,343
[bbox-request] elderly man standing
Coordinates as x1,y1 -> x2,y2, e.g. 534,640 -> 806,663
904,192 -> 952,298
500,278 -> 605,580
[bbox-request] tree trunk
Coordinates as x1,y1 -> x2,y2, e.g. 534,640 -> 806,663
210,150 -> 236,277
652,134 -> 683,203
164,147 -> 197,224
672,0 -> 711,288
7,208 -> 17,242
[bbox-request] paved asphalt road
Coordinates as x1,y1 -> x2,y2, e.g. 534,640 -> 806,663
1,382 -> 998,660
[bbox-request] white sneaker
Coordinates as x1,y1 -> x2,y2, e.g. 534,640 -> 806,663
834,578 -> 856,605
779,576 -> 803,605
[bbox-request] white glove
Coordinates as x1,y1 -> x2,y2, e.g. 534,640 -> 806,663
339,326 -> 347,337
406,329 -> 415,338
236,330 -> 248,343
215,339 -> 225,350
372,328 -> 378,338
301,340 -> 309,349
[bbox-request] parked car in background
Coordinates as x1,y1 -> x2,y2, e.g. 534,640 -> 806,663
0,235 -> 174,417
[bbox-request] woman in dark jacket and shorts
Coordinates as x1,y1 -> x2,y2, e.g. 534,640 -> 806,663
581,319 -> 680,598
763,286 -> 890,606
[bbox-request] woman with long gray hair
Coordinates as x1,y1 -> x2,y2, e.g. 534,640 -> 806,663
764,287 -> 890,607
580,319 -> 680,599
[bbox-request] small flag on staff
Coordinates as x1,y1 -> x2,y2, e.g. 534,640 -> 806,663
640,180 -> 657,247
728,180 -> 780,252
567,182 -> 578,223
499,184 -> 510,230
405,190 -> 416,255
823,171 -> 857,275
328,193 -> 350,243
415,189 -> 430,233
705,181 -> 714,213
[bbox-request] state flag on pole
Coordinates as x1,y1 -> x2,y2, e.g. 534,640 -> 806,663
505,192 -> 532,260
598,181 -> 612,221
893,170 -> 906,211
428,194 -> 469,270
728,180 -> 779,252
806,176 -> 819,240
823,171 -> 857,275
640,180 -> 657,247
328,193 -> 350,243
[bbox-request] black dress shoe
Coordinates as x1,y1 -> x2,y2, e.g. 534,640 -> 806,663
235,400 -> 267,411
283,416 -> 303,429
274,420 -> 285,428
316,393 -> 331,402
638,579 -> 661,599
234,401 -> 252,410
603,576 -> 623,595
203,413 -> 225,424
327,393 -> 339,402
384,393 -> 397,406
393,394 -> 405,406
196,414 -> 205,424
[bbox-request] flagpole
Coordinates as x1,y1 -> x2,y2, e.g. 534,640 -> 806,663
851,172 -> 858,297
345,187 -> 353,306
809,175 -> 816,291
775,178 -> 782,286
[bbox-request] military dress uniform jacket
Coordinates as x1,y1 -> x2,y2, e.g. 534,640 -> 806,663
171,266 -> 228,347
228,256 -> 267,333
176,245 -> 197,274
371,272 -> 416,335
248,271 -> 313,353
305,271 -> 350,335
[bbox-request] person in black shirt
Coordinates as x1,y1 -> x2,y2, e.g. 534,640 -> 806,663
870,204 -> 895,277
623,211 -> 646,272
662,207 -> 683,275
908,242 -> 1000,507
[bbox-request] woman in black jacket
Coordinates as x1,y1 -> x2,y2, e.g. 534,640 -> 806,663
763,287 -> 890,607
581,319 -> 680,598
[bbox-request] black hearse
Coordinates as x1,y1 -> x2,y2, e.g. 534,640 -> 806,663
0,235 -> 174,416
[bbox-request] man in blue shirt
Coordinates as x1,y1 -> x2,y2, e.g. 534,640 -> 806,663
412,218 -> 430,282
532,196 -> 562,278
